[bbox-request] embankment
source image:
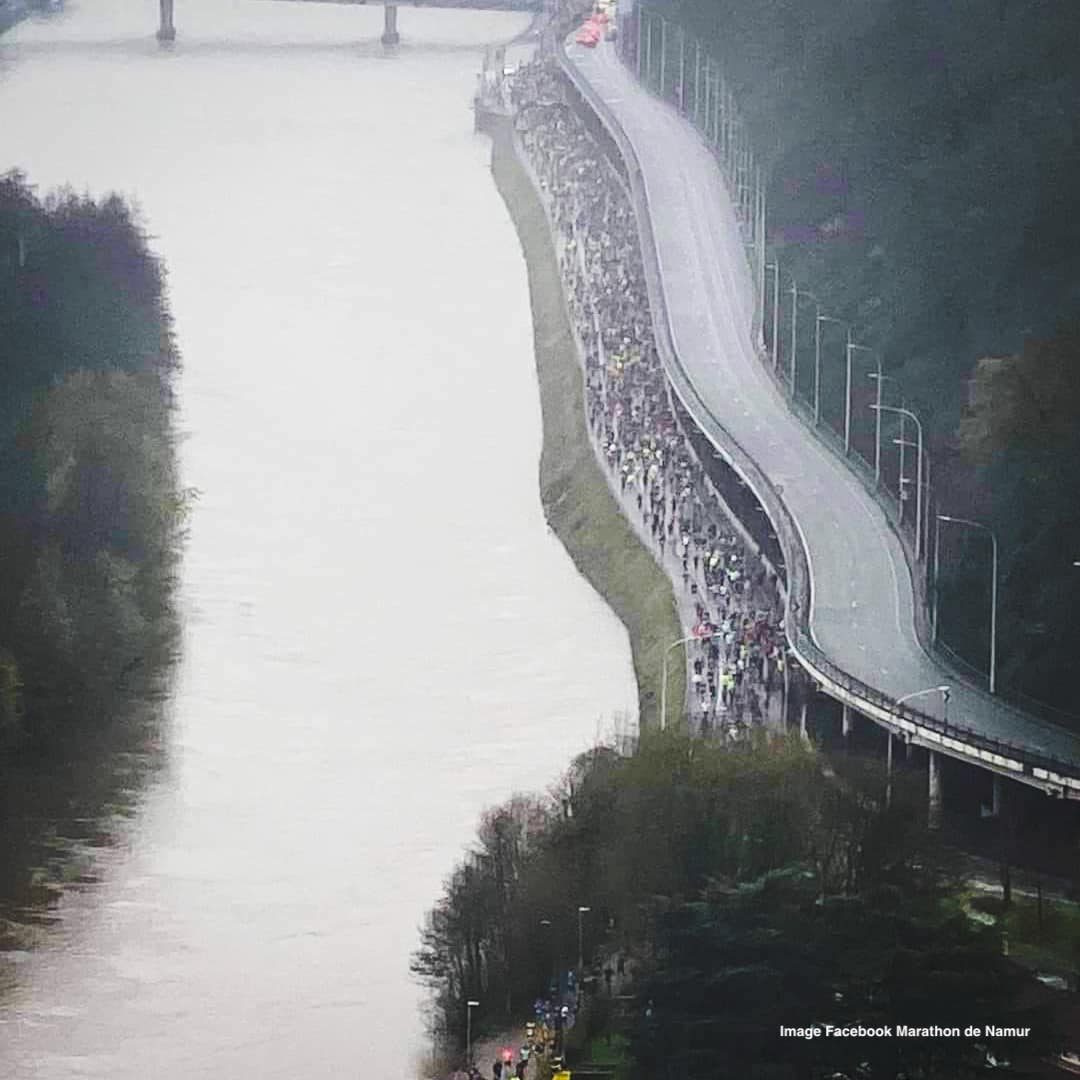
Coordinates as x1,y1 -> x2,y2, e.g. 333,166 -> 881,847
486,111 -> 683,730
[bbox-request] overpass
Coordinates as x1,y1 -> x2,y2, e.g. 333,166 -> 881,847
555,32 -> 1080,818
155,0 -> 539,45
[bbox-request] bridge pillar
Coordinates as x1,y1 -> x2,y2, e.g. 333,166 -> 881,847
991,773 -> 1003,818
885,732 -> 894,808
798,701 -> 808,742
382,4 -> 400,46
157,0 -> 176,42
841,704 -> 853,740
928,750 -> 943,830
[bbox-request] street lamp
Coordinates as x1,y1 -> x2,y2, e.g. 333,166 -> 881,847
466,999 -> 480,1066
539,918 -> 556,992
788,283 -> 819,401
765,261 -> 780,370
845,342 -> 878,460
897,685 -> 951,723
871,403 -> 924,559
815,315 -> 849,432
577,905 -> 591,978
661,634 -> 695,732
867,369 -> 894,486
661,631 -> 721,731
936,515 -> 999,694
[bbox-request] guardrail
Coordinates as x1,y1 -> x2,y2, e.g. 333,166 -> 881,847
551,40 -> 1080,795
611,4 -> 1080,734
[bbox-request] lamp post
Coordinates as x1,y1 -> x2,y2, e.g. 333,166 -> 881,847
871,404 -> 924,559
846,342 -> 878,460
867,369 -> 893,487
815,315 -> 848,431
765,261 -> 780,371
466,999 -> 480,1066
661,634 -> 695,732
577,905 -> 591,979
936,515 -> 999,694
897,685 -> 951,723
788,284 -> 819,402
661,631 -> 723,730
540,917 -> 556,993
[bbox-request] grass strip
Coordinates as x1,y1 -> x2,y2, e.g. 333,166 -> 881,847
487,112 -> 683,731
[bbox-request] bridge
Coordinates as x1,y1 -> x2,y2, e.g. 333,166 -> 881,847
155,0 -> 540,46
556,29 -> 1080,823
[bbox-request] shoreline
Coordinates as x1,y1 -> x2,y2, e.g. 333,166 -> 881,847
486,110 -> 684,732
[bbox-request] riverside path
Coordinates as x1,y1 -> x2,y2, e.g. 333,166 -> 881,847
560,37 -> 1080,784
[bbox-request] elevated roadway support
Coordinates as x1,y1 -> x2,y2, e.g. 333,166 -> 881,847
381,3 -> 400,45
928,750 -> 944,830
157,0 -> 176,42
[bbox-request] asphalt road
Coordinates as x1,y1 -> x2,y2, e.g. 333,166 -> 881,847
563,38 -> 1080,770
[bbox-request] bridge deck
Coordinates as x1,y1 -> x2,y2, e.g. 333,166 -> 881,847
563,38 -> 1080,774
263,0 -> 539,11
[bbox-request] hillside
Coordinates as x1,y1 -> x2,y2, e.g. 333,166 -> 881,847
646,0 -> 1080,719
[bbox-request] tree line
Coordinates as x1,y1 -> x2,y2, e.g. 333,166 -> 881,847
413,730 -> 1060,1077
0,170 -> 187,748
641,0 -> 1080,721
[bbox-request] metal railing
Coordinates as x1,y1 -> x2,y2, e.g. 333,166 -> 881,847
552,38 -> 1080,791
612,3 -> 1080,732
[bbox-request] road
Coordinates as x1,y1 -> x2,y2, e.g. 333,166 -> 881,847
562,38 -> 1080,771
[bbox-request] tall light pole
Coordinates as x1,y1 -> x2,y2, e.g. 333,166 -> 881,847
661,634 -> 695,732
815,315 -> 848,431
867,368 -> 894,487
757,165 -> 767,347
932,514 -> 943,643
466,999 -> 480,1066
897,685 -> 951,722
871,404 -> 924,559
765,261 -> 780,370
540,918 -> 556,993
577,905 -> 591,979
662,631 -> 722,729
788,284 -> 818,402
846,341 -> 878,459
937,515 -> 999,694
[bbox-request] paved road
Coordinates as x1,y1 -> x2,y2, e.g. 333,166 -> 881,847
563,39 -> 1080,771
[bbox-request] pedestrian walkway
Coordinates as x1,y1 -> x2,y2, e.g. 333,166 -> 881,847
508,58 -> 788,737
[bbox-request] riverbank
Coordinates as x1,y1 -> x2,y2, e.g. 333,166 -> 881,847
0,2 -> 28,36
487,111 -> 683,731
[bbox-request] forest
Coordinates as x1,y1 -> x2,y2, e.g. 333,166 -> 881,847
0,170 -> 186,748
641,0 -> 1080,722
413,732 -> 1062,1078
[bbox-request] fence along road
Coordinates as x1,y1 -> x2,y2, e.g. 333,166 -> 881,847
558,36 -> 1080,790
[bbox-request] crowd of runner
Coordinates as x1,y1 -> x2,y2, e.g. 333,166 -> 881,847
510,59 -> 787,734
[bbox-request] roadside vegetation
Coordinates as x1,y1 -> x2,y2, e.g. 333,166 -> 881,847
488,115 -> 683,730
414,731 -> 1062,1077
0,170 -> 187,749
645,0 -> 1080,723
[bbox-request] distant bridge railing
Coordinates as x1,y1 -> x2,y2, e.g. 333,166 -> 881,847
551,40 -> 1080,797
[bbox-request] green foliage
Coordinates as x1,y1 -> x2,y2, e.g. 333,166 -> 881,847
0,171 -> 183,745
417,733 -> 1060,1070
632,868 -> 1049,1078
644,0 -> 1080,718
0,650 -> 22,740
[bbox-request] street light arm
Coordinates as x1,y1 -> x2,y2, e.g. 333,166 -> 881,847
938,514 -> 987,535
935,515 -> 998,694
896,685 -> 949,707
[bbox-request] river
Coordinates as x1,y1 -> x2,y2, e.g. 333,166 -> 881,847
0,2 -> 637,1075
